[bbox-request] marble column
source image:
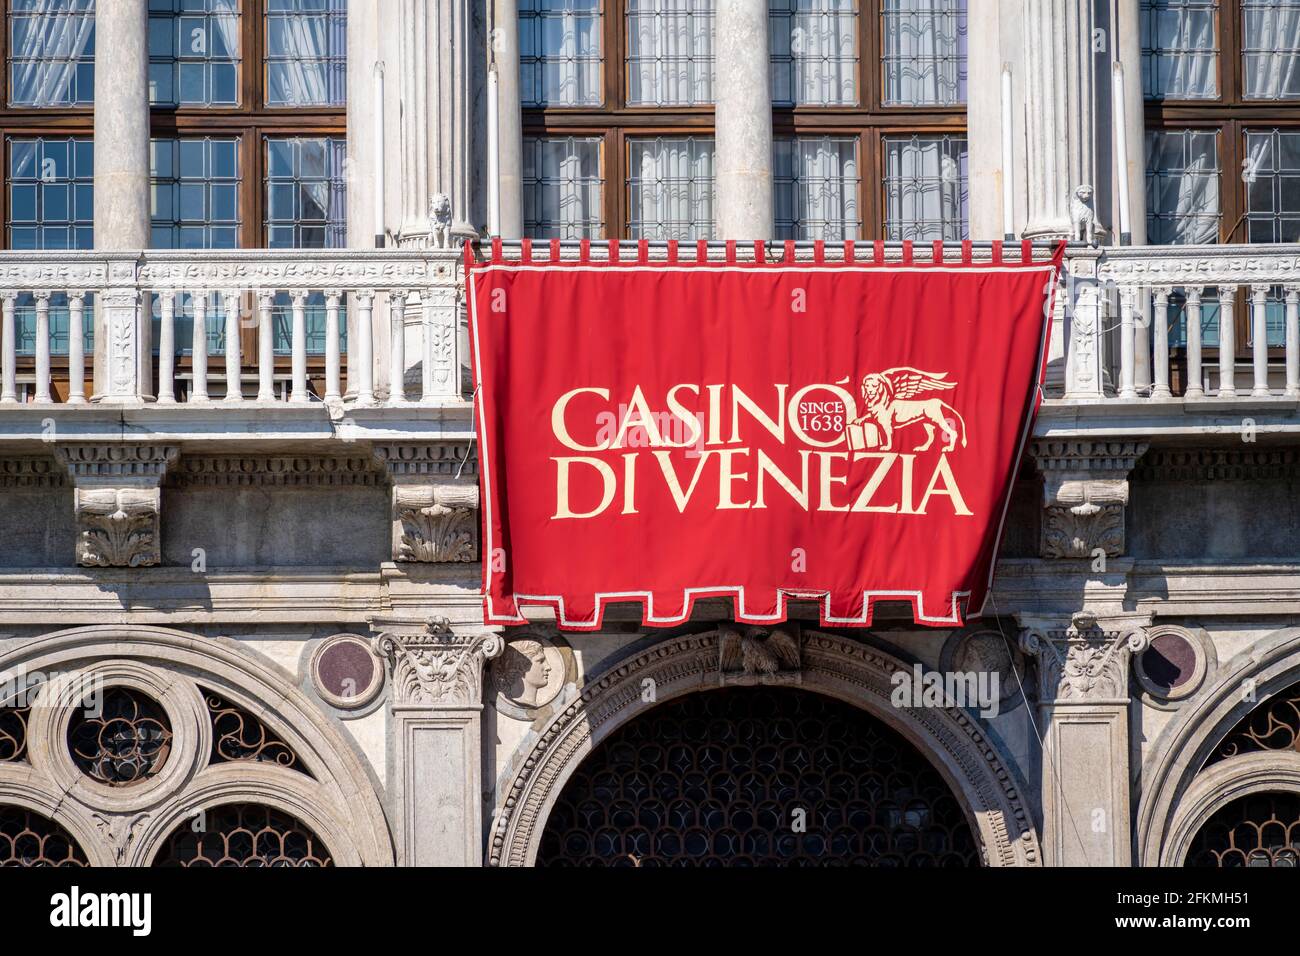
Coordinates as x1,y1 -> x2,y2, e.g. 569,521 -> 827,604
1021,0 -> 1105,240
92,0 -> 150,402
493,0 -> 524,238
1020,611 -> 1151,866
714,0 -> 773,239
373,618 -> 503,866
396,0 -> 478,246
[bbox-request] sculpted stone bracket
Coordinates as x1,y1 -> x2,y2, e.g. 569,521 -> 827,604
372,616 -> 504,708
1031,440 -> 1149,559
55,445 -> 179,568
1019,611 -> 1153,703
372,444 -> 479,563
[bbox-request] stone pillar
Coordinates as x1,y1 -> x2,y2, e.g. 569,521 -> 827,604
373,618 -> 503,866
92,2 -> 150,402
1021,0 -> 1105,240
714,0 -> 773,239
493,0 -> 524,238
1114,0 -> 1147,247
396,0 -> 478,246
1020,611 -> 1151,866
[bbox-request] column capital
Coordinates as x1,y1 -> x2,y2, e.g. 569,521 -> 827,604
371,616 -> 504,708
372,442 -> 479,562
1018,611 -> 1153,704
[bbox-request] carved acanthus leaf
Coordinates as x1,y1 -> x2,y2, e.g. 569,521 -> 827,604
373,617 -> 504,707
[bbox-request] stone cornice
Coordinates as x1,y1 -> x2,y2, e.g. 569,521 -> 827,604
1030,440 -> 1150,473
1133,449 -> 1300,482
371,443 -> 478,479
166,455 -> 385,488
0,458 -> 65,488
54,445 -> 180,483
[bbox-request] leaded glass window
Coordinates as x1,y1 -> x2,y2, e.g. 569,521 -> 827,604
8,0 -> 95,108
880,0 -> 966,106
774,136 -> 860,240
882,134 -> 967,240
521,0 -> 603,106
150,137 -> 241,249
148,0 -> 241,106
1140,0 -> 1219,99
626,136 -> 715,239
523,136 -> 604,238
265,136 -> 347,249
7,137 -> 93,251
1243,128 -> 1300,242
1241,0 -> 1300,100
1146,129 -> 1221,244
626,0 -> 714,106
770,0 -> 858,106
265,0 -> 346,107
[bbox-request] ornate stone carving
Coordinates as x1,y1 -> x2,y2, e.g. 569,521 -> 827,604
166,455 -> 383,488
1020,612 -> 1151,702
1133,449 -> 1300,482
0,458 -> 65,488
1032,440 -> 1149,558
373,617 -> 504,707
717,624 -> 801,683
55,445 -> 179,568
373,443 -> 479,562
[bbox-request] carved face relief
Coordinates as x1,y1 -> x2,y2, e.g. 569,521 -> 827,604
493,638 -> 564,711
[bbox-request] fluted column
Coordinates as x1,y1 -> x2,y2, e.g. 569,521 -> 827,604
715,0 -> 773,239
1022,0 -> 1104,240
493,0 -> 524,237
397,0 -> 477,246
92,0 -> 150,402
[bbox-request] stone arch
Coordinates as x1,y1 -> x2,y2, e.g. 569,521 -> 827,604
489,629 -> 1041,867
0,625 -> 394,867
1136,625 -> 1300,866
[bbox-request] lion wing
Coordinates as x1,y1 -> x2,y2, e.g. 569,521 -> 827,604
881,367 -> 956,400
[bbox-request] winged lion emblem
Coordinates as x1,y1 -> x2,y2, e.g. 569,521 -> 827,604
719,625 -> 800,676
852,367 -> 967,453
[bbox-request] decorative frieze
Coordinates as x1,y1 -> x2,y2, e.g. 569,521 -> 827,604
372,616 -> 504,707
55,445 -> 179,568
1031,440 -> 1149,558
0,458 -> 65,488
1133,449 -> 1300,482
166,455 -> 384,488
373,443 -> 479,563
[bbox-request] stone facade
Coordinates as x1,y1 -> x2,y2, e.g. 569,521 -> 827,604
1,0 -> 1299,868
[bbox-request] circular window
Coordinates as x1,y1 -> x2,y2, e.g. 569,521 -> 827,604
0,806 -> 87,867
153,804 -> 333,867
66,688 -> 173,786
1186,791 -> 1300,867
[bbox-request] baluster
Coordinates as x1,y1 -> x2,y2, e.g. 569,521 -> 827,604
1118,286 -> 1137,399
256,292 -> 275,402
1218,286 -> 1236,397
1251,284 -> 1271,397
389,289 -> 407,402
1185,288 -> 1204,398
67,291 -> 86,404
324,289 -> 342,402
157,292 -> 176,404
1286,286 -> 1300,399
192,292 -> 210,402
290,291 -> 308,403
0,292 -> 15,403
355,290 -> 375,404
223,289 -> 243,403
34,292 -> 51,404
1151,286 -> 1171,399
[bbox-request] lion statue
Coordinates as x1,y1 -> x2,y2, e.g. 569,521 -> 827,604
428,193 -> 452,249
855,367 -> 967,453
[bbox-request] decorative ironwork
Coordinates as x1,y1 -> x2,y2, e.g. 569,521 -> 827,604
537,687 -> 979,867
1208,685 -> 1300,765
204,690 -> 304,774
0,806 -> 87,867
0,707 -> 30,763
67,688 -> 172,786
1187,792 -> 1300,867
153,803 -> 333,867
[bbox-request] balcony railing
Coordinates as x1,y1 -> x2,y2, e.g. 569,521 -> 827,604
0,249 -> 463,407
1,242 -> 1298,417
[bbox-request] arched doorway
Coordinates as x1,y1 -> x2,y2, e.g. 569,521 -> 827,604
537,686 -> 979,866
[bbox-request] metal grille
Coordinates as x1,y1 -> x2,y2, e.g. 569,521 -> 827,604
1187,792 -> 1300,866
67,688 -> 173,787
537,687 -> 979,867
205,690 -> 305,773
0,707 -> 30,762
153,803 -> 332,867
0,806 -> 87,867
1208,684 -> 1300,765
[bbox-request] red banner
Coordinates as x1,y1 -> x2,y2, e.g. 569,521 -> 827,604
470,242 -> 1062,631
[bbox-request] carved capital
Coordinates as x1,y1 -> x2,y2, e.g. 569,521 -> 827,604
373,444 -> 479,562
1019,612 -> 1151,703
55,445 -> 179,568
372,617 -> 504,707
1031,441 -> 1149,558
